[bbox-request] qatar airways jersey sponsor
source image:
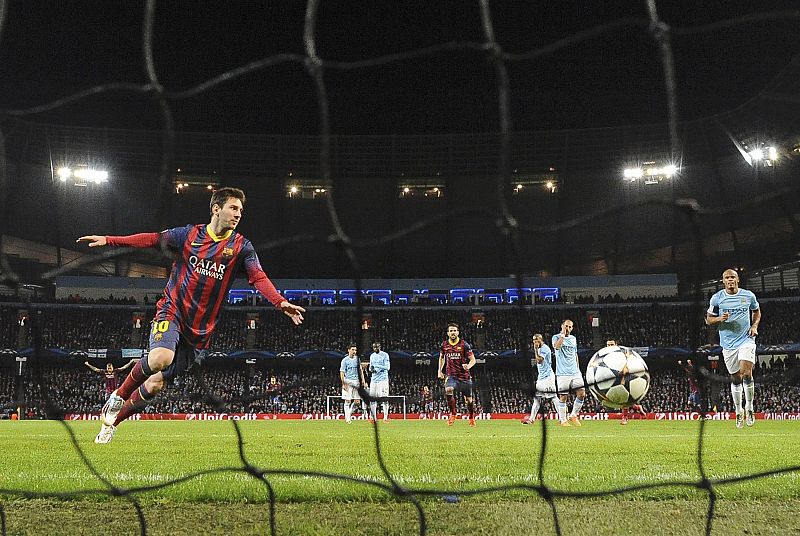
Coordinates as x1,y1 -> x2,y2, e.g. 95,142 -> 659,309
153,224 -> 265,348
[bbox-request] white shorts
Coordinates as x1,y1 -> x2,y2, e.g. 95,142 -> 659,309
722,342 -> 756,374
370,380 -> 389,399
535,376 -> 558,399
341,383 -> 361,401
556,373 -> 585,394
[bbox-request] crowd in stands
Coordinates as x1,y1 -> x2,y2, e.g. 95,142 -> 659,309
33,308 -> 141,350
5,356 -> 800,419
0,306 -> 18,348
3,299 -> 799,351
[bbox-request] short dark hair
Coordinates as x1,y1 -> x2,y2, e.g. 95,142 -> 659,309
347,343 -> 358,350
210,187 -> 246,215
447,323 -> 460,331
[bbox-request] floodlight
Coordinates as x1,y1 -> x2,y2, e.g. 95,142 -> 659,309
767,147 -> 778,161
749,148 -> 764,161
290,186 -> 298,193
73,168 -> 109,183
57,167 -> 72,181
624,168 -> 643,179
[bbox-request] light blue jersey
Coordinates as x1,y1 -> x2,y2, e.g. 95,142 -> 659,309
535,343 -> 553,379
552,333 -> 579,376
340,356 -> 361,385
708,289 -> 759,350
369,351 -> 390,382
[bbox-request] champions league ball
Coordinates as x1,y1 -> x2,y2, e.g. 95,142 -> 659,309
585,346 -> 650,409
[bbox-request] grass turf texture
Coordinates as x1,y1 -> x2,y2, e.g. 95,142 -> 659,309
2,420 -> 799,535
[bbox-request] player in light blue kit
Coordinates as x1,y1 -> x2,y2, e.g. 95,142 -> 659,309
367,341 -> 391,421
340,343 -> 367,423
706,269 -> 761,428
553,319 -> 585,427
521,334 -> 558,425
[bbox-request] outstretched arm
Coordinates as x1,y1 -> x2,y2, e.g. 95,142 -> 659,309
243,243 -> 305,325
118,359 -> 138,371
83,361 -> 101,372
76,233 -> 160,248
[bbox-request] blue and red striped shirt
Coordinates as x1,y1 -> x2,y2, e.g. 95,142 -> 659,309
108,224 -> 285,348
441,338 -> 474,381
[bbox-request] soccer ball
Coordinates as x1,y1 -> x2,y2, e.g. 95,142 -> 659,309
585,345 -> 650,409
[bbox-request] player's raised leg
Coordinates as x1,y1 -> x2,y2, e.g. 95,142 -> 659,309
95,373 -> 164,444
101,343 -> 174,425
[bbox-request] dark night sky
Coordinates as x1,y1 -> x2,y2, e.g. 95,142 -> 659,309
1,1 -> 799,135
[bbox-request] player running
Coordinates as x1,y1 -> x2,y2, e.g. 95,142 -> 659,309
437,323 -> 477,426
521,333 -> 558,425
78,187 -> 305,444
706,268 -> 761,428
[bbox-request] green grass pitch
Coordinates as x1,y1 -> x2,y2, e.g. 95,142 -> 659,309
2,419 -> 799,535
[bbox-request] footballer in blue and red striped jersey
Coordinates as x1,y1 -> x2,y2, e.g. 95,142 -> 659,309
84,360 -> 137,394
152,222 -> 272,348
437,323 -> 478,426
77,187 -> 305,444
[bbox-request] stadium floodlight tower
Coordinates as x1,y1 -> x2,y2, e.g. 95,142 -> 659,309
623,162 -> 678,185
56,166 -> 109,185
747,146 -> 779,167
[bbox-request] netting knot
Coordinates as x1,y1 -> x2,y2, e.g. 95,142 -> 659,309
648,20 -> 671,42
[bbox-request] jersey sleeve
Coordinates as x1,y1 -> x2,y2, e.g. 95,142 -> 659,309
339,358 -> 346,373
541,345 -> 551,360
707,293 -> 719,316
384,353 -> 390,371
750,292 -> 760,310
241,239 -> 285,308
160,225 -> 192,249
106,232 -> 160,248
463,341 -> 474,356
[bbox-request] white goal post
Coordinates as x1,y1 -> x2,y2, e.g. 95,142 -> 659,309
326,395 -> 407,420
